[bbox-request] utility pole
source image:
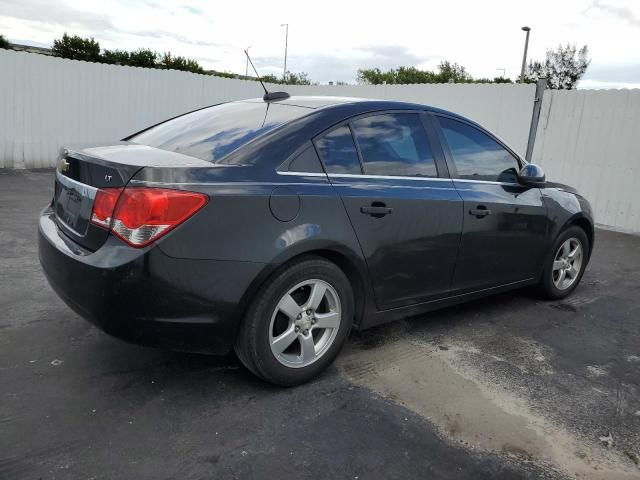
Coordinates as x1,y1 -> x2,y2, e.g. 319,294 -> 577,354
520,26 -> 531,83
281,23 -> 288,82
245,45 -> 251,77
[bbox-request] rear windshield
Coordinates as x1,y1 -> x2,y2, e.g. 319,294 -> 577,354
129,101 -> 310,162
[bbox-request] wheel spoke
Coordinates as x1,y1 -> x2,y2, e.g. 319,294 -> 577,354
314,311 -> 340,329
568,246 -> 580,260
278,294 -> 301,320
271,326 -> 298,355
565,266 -> 576,279
306,282 -> 327,311
562,241 -> 571,258
299,334 -> 316,363
556,269 -> 566,285
553,260 -> 564,271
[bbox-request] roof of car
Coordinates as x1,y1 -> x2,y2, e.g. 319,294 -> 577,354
239,95 -> 467,120
239,96 -> 367,109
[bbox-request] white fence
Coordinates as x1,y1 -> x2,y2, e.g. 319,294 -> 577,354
0,49 -> 535,169
1,49 -> 639,231
532,90 -> 640,232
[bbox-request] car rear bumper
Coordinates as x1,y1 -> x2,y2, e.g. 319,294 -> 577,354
38,207 -> 266,354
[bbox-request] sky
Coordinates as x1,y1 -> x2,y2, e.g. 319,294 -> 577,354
1,0 -> 639,88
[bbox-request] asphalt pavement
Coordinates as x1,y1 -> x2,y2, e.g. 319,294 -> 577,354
1,169 -> 639,479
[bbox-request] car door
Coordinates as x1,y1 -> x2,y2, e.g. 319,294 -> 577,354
433,114 -> 547,292
314,112 -> 463,311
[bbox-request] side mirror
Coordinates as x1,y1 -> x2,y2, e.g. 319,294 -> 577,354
518,163 -> 546,187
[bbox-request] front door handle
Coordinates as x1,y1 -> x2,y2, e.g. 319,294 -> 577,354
361,203 -> 393,218
469,206 -> 491,218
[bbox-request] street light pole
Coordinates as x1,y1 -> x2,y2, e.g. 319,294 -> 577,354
281,23 -> 288,83
245,45 -> 251,77
520,26 -> 531,83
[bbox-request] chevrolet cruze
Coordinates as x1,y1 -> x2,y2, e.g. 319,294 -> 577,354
39,95 -> 593,385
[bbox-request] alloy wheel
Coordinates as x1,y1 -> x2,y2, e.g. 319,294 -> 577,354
552,237 -> 583,290
268,279 -> 341,368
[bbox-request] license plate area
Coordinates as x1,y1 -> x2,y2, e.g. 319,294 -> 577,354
54,172 -> 97,236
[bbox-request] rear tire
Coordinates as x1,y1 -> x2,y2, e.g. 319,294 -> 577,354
234,256 -> 354,386
538,225 -> 589,300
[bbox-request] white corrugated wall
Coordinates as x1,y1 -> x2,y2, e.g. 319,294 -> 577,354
0,50 -> 536,169
2,49 -> 638,231
532,89 -> 640,232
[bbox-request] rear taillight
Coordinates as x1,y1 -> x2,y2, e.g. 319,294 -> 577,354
90,187 -> 208,247
91,188 -> 123,228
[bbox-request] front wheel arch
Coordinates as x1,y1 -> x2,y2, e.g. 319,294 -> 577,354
568,216 -> 594,259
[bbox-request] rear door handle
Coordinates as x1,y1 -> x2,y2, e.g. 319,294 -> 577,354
469,206 -> 491,218
361,204 -> 393,218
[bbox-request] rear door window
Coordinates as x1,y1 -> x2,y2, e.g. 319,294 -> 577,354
129,101 -> 310,162
351,113 -> 438,177
314,126 -> 362,174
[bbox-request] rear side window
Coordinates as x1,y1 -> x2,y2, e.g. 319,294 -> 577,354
129,102 -> 310,162
438,116 -> 520,182
287,144 -> 324,173
315,126 -> 362,174
351,113 -> 437,177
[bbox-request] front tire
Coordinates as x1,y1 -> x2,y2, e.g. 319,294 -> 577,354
234,256 -> 354,386
538,225 -> 589,300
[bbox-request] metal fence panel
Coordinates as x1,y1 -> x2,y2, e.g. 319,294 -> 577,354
532,89 -> 640,232
0,50 -> 535,169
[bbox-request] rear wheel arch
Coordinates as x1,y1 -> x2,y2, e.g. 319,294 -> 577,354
236,247 -> 368,334
234,253 -> 356,385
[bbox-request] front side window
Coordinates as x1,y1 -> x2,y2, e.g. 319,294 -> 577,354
438,116 -> 520,183
351,113 -> 438,177
314,126 -> 362,174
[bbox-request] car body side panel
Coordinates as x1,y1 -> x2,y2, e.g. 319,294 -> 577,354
130,166 -> 376,327
330,176 -> 463,310
451,181 -> 548,292
540,186 -> 595,258
134,169 -> 365,267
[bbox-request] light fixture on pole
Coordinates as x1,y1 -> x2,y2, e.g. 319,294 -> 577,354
520,26 -> 531,83
281,23 -> 288,83
245,45 -> 251,77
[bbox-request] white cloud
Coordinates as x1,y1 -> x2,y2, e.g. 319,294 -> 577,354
1,0 -> 639,85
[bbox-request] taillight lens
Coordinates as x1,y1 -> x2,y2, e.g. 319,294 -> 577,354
91,188 -> 123,228
90,187 -> 208,248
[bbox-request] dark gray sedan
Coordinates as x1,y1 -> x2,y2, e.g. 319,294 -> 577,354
38,95 -> 593,385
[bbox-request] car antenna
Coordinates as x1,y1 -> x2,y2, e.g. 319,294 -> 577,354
244,49 -> 290,102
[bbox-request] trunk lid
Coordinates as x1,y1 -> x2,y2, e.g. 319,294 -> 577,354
53,142 -> 210,251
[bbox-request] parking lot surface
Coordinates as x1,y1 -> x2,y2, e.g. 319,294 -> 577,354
1,169 -> 639,480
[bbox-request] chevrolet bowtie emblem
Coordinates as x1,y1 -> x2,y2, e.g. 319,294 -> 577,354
60,158 -> 70,173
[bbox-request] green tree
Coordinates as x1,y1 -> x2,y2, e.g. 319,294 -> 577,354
259,73 -> 312,85
101,49 -> 130,65
434,61 -> 472,83
525,44 -> 590,89
285,71 -> 311,85
357,67 -> 394,84
129,49 -> 158,68
357,62 -> 474,85
52,33 -> 101,62
261,73 -> 280,83
0,34 -> 9,49
159,52 -> 204,73
492,76 -> 513,84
